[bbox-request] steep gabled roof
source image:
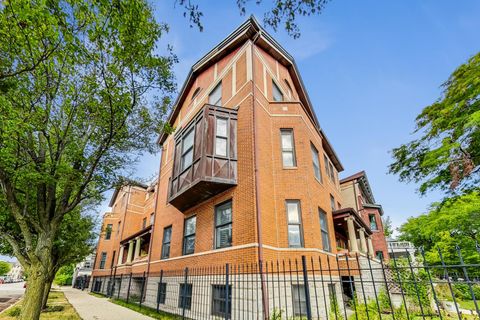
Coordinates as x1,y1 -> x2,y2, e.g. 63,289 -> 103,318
158,16 -> 343,171
340,170 -> 376,204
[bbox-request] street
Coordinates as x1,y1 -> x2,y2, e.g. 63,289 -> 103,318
0,281 -> 25,313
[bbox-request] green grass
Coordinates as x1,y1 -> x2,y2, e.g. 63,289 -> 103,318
0,290 -> 81,320
457,299 -> 478,311
110,298 -> 180,319
88,291 -> 107,299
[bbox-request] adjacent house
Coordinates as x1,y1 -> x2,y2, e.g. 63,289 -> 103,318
72,252 -> 95,290
340,171 -> 389,260
91,17 -> 391,318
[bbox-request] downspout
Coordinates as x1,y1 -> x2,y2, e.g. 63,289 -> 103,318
251,30 -> 269,320
115,185 -> 132,277
143,147 -> 164,298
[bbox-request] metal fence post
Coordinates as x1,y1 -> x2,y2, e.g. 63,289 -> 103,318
301,256 -> 312,320
157,270 -> 163,313
117,275 -> 122,300
140,271 -> 146,308
182,267 -> 189,320
456,245 -> 480,317
126,272 -> 133,304
225,263 -> 230,320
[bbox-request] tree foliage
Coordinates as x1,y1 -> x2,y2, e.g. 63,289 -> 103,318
398,191 -> 480,266
0,261 -> 11,276
0,1 -> 175,319
179,0 -> 330,39
54,264 -> 75,286
382,216 -> 394,237
389,52 -> 480,195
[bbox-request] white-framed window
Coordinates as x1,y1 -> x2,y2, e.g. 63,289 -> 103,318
286,200 -> 303,248
311,143 -> 322,182
319,208 -> 331,252
183,216 -> 196,255
280,129 -> 296,167
215,117 -> 228,157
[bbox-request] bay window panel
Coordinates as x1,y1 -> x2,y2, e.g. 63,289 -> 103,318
215,137 -> 227,157
216,118 -> 228,137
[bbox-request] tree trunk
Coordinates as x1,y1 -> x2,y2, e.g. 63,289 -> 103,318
20,262 -> 48,320
41,275 -> 54,310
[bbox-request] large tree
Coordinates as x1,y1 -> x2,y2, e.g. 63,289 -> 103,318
179,0 -> 330,39
389,52 -> 480,195
399,191 -> 480,267
0,1 -> 175,319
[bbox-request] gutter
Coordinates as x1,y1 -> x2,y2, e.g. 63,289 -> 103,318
251,30 -> 269,320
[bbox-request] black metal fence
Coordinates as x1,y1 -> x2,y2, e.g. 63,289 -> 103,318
90,245 -> 480,319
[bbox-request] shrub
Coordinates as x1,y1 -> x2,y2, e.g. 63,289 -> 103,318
54,273 -> 73,286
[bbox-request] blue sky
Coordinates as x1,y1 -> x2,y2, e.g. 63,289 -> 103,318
146,0 -> 478,232
2,1 -> 479,262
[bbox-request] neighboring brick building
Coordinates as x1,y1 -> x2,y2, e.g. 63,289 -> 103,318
340,171 -> 389,261
91,17 -> 389,318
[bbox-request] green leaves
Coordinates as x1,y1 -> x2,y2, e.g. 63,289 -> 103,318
0,0 -> 175,271
399,191 -> 480,265
389,52 -> 480,195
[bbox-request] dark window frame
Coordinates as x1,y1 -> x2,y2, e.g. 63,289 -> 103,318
369,214 -> 378,231
191,87 -> 201,101
99,252 -> 107,269
286,200 -> 304,248
292,284 -> 307,316
105,224 -> 113,240
209,81 -> 222,106
180,127 -> 195,171
330,194 -> 336,212
142,217 -> 147,229
158,282 -> 167,304
272,80 -> 284,102
211,284 -> 232,317
183,216 -> 197,255
161,226 -> 172,259
215,200 -> 233,249
280,129 -> 296,168
178,283 -> 193,309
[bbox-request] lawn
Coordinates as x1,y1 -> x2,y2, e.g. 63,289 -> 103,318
0,290 -> 81,320
458,299 -> 479,311
110,298 -> 180,320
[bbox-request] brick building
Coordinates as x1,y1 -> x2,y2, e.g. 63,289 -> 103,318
91,17 -> 389,318
339,171 -> 389,261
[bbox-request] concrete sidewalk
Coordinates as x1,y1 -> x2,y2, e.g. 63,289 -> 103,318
62,286 -> 153,320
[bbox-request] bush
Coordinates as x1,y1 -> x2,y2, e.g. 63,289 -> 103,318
453,283 -> 480,300
54,273 -> 73,286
